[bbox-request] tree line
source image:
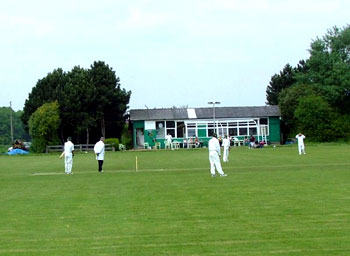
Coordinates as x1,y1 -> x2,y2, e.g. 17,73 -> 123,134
266,25 -> 350,142
22,61 -> 131,152
0,107 -> 29,145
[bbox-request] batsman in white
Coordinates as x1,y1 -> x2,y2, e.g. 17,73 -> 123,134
295,133 -> 306,155
208,133 -> 227,177
59,137 -> 74,174
222,135 -> 230,162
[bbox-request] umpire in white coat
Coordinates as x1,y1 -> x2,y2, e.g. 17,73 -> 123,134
94,137 -> 105,173
208,134 -> 227,177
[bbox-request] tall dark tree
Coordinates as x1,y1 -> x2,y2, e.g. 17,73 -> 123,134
266,64 -> 296,105
60,66 -> 96,144
88,61 -> 131,139
21,61 -> 131,145
266,61 -> 308,106
22,68 -> 66,130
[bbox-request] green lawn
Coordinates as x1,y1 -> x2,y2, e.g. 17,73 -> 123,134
1,144 -> 350,255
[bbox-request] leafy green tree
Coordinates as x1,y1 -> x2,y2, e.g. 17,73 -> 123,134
28,101 -> 61,153
14,111 -> 30,142
0,107 -> 30,145
60,66 -> 96,144
88,61 -> 131,139
22,68 -> 66,131
278,84 -> 318,134
294,95 -> 335,141
21,61 -> 131,145
266,64 -> 296,105
332,115 -> 350,141
266,61 -> 308,106
295,25 -> 350,113
269,25 -> 350,141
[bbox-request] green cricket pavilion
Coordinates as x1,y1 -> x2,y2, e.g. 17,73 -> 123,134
129,105 -> 281,149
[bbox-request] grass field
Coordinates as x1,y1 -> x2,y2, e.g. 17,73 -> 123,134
1,144 -> 350,255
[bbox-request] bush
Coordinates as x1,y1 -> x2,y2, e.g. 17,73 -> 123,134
28,101 -> 61,153
121,124 -> 132,150
332,115 -> 350,141
30,137 -> 47,153
104,138 -> 119,151
294,95 -> 336,141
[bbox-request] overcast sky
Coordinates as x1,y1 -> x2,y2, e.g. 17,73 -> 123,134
1,0 -> 349,111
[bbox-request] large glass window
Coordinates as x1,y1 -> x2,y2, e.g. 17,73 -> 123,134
218,127 -> 227,137
167,129 -> 175,137
166,121 -> 175,128
239,127 -> 247,136
155,121 -> 192,138
177,122 -> 185,138
217,122 -> 228,136
156,121 -> 165,139
179,119 -> 269,138
260,118 -> 268,125
229,128 -> 237,136
187,123 -> 196,137
207,123 -> 214,137
249,127 -> 257,135
166,121 -> 175,137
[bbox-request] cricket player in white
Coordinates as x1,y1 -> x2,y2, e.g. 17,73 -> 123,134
59,137 -> 74,174
295,133 -> 306,155
208,134 -> 227,177
222,135 -> 230,162
165,133 -> 172,149
94,137 -> 105,173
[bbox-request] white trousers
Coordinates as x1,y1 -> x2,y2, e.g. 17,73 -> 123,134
65,153 -> 73,173
223,147 -> 229,162
165,141 -> 172,149
298,144 -> 305,155
209,151 -> 224,175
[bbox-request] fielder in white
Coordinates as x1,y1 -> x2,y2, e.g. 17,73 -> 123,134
295,133 -> 306,155
94,137 -> 105,173
59,137 -> 74,174
208,134 -> 227,177
222,135 -> 230,162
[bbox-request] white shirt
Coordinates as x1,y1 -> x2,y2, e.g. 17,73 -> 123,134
295,134 -> 305,145
166,134 -> 172,143
222,138 -> 230,148
94,140 -> 105,160
208,137 -> 221,155
64,141 -> 74,154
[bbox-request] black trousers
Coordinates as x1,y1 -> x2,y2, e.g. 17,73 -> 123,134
98,160 -> 104,172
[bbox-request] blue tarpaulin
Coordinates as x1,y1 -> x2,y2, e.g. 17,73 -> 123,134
7,149 -> 29,155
